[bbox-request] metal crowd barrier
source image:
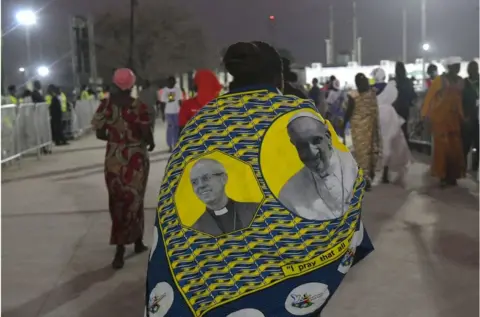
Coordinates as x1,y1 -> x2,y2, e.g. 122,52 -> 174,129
1,99 -> 100,165
70,99 -> 99,138
1,102 -> 53,164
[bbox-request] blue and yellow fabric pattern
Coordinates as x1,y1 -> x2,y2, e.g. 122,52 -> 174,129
146,87 -> 374,317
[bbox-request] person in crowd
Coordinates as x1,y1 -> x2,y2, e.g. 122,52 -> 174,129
282,57 -> 307,98
343,73 -> 381,191
371,68 -> 411,185
31,80 -> 45,103
99,85 -> 110,100
308,78 -> 326,115
160,76 -> 182,152
393,62 -> 417,140
146,41 -> 372,317
22,89 -> 33,103
462,60 -> 479,172
178,69 -> 222,134
6,85 -> 19,104
426,64 -> 438,89
91,68 -> 154,269
325,79 -> 346,136
421,57 -> 465,187
139,80 -> 158,129
46,85 -> 68,146
80,85 -> 91,100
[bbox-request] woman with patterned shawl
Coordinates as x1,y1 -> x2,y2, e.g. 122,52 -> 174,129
145,42 -> 373,317
421,57 -> 465,186
344,73 -> 381,191
91,68 -> 155,269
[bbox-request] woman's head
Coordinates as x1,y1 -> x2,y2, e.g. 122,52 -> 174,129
427,64 -> 438,78
355,73 -> 370,93
371,67 -> 386,83
223,41 -> 283,91
467,61 -> 478,78
113,68 -> 136,93
194,69 -> 222,105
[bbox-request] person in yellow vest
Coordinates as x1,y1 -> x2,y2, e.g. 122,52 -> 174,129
7,85 -> 19,105
47,85 -> 68,146
98,85 -> 110,100
80,85 -> 92,100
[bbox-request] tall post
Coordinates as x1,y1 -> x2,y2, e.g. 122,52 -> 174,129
402,8 -> 407,63
25,27 -> 32,79
421,0 -> 427,89
87,15 -> 98,87
69,18 -> 79,89
128,0 -> 135,68
325,39 -> 332,65
357,37 -> 363,65
329,5 -> 334,64
352,1 -> 357,62
268,15 -> 276,47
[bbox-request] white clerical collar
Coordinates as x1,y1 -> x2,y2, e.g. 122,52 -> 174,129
213,207 -> 228,216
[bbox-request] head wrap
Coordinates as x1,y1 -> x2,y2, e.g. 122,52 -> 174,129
194,69 -> 222,106
331,79 -> 341,90
445,56 -> 462,66
371,68 -> 386,83
113,68 -> 136,91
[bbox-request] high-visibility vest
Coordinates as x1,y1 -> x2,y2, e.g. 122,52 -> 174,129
60,93 -> 68,112
80,90 -> 91,100
45,94 -> 52,105
8,95 -> 18,105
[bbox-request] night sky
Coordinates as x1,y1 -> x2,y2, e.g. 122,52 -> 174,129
2,0 -> 479,84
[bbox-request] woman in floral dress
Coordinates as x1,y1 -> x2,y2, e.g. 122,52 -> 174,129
91,68 -> 155,269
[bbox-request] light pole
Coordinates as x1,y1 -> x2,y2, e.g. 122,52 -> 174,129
269,15 -> 276,47
421,0 -> 427,89
15,10 -> 36,79
36,65 -> 50,78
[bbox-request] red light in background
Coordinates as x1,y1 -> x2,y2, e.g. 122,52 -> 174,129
269,15 -> 275,20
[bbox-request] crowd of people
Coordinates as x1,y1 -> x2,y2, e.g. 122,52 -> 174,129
88,53 -> 479,274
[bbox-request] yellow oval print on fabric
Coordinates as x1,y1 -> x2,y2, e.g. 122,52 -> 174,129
175,151 -> 264,230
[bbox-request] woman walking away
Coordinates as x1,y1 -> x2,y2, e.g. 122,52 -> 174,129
344,73 -> 381,191
160,76 -> 182,152
146,41 -> 373,317
421,57 -> 465,187
371,67 -> 411,185
91,68 -> 155,269
393,62 -> 417,140
178,69 -> 222,134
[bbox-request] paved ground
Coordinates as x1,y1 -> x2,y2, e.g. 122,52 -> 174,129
2,123 -> 479,317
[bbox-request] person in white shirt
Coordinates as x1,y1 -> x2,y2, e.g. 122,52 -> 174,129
278,112 -> 358,221
160,76 -> 182,152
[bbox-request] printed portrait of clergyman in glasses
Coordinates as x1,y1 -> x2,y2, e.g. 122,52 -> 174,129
189,158 -> 259,236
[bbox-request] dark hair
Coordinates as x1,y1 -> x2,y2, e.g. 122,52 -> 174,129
8,85 -> 16,92
467,61 -> 478,76
355,73 -> 369,93
312,78 -> 318,84
395,62 -> 407,79
223,41 -> 283,90
426,64 -> 438,75
33,80 -> 41,90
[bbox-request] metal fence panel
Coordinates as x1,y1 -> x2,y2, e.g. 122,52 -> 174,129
71,100 -> 98,138
1,102 -> 53,164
